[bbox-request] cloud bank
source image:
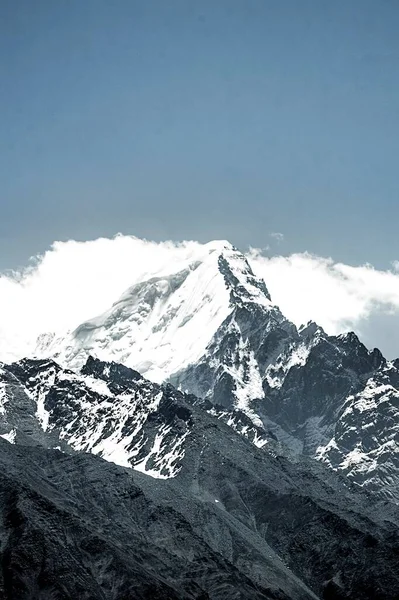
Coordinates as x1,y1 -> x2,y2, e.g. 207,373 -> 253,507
0,235 -> 398,361
248,250 -> 399,356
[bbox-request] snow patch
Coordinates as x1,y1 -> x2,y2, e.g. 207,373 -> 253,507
0,429 -> 16,444
133,426 -> 189,479
265,343 -> 311,389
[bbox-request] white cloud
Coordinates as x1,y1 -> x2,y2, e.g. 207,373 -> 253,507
0,235 -> 210,361
0,235 -> 398,362
247,250 -> 399,356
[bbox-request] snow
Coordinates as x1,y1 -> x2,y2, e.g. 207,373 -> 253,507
340,380 -> 397,422
66,387 -> 163,466
219,328 -> 264,427
252,433 -> 268,449
219,245 -> 272,307
50,372 -> 190,480
339,447 -> 375,471
92,426 -> 138,469
81,375 -> 113,397
24,365 -> 59,432
354,380 -> 394,413
208,407 -> 268,449
315,438 -> 339,463
133,426 -> 189,479
35,242 -> 274,386
265,343 -> 312,389
316,378 -> 399,486
285,344 -> 311,370
0,429 -> 16,444
43,245 -> 232,380
19,361 -> 189,480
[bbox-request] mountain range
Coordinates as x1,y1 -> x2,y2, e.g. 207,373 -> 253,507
0,240 -> 398,599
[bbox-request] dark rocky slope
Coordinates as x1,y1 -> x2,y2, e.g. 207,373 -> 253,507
0,357 -> 398,599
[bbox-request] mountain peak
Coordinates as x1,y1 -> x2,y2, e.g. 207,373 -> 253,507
203,238 -> 234,253
298,321 -> 325,341
35,241 -> 275,380
217,244 -> 272,305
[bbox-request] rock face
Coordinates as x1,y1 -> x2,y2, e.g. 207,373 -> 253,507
35,241 -> 399,502
0,356 -> 398,599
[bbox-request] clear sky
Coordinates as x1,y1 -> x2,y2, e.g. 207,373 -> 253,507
1,0 -> 399,270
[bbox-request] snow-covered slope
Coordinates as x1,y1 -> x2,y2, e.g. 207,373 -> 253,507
316,365 -> 399,498
37,242 -> 240,377
36,241 -> 279,417
0,363 -> 66,449
4,354 -> 275,480
7,357 -> 193,478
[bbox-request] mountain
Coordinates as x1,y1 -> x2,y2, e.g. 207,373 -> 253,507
36,241 -> 246,380
1,237 -> 394,596
35,241 -> 399,502
0,355 -> 398,599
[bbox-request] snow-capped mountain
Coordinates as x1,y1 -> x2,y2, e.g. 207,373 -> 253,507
34,240 -> 399,502
36,241 -> 294,419
36,242 -> 255,379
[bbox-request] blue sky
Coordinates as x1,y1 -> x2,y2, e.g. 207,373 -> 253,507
1,0 -> 399,270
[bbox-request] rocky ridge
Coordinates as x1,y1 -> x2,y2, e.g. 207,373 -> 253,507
0,355 -> 398,599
